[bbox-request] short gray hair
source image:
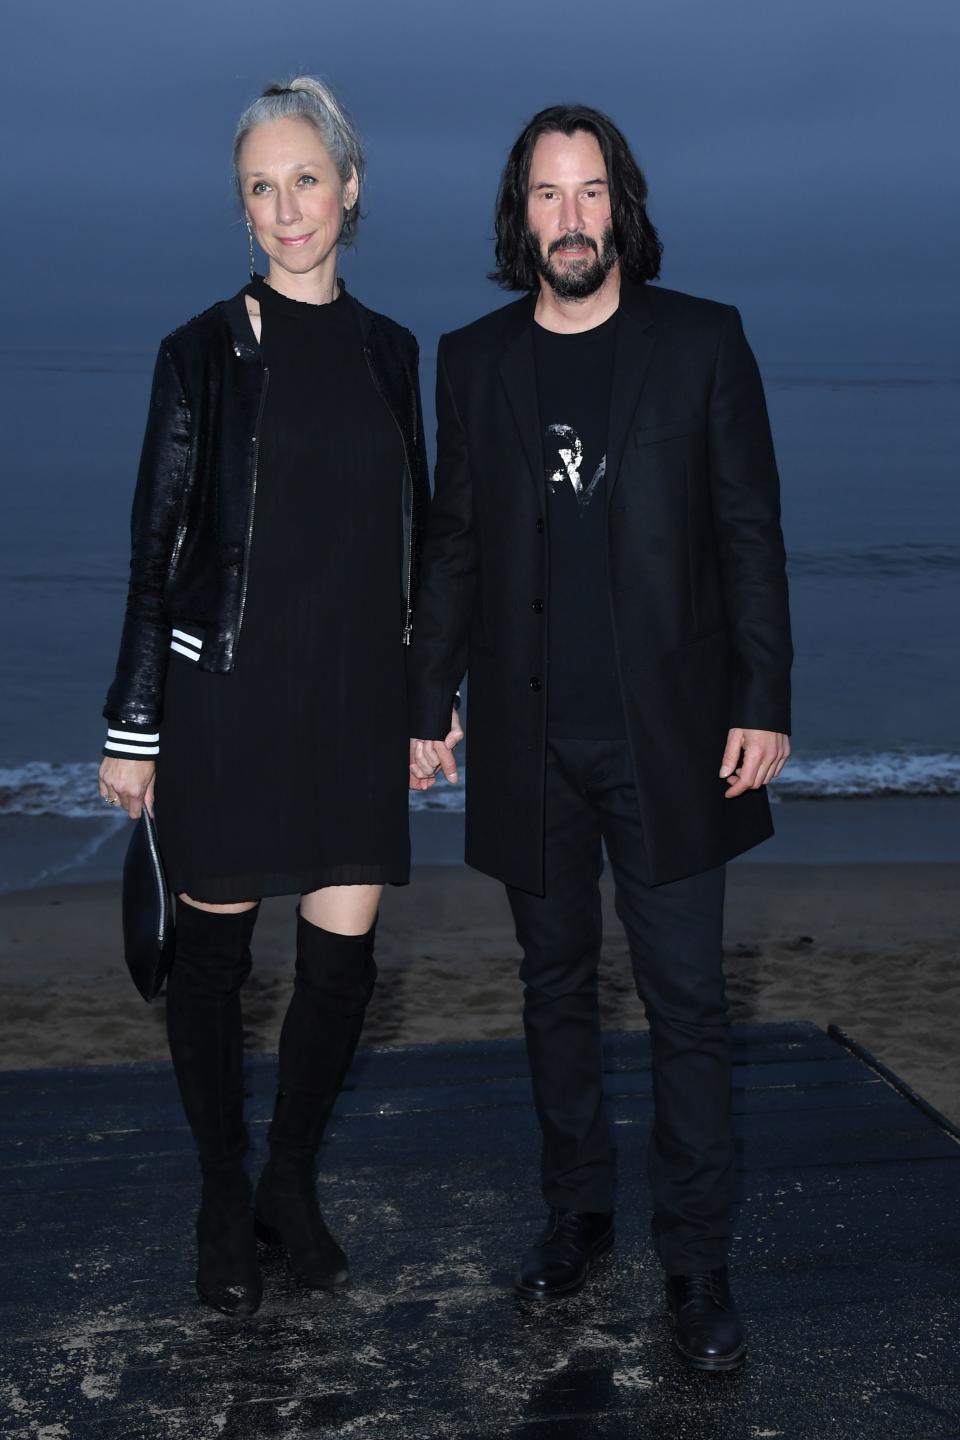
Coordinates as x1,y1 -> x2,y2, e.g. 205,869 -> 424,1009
233,76 -> 365,245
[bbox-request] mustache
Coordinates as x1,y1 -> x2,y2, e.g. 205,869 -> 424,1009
548,233 -> 598,257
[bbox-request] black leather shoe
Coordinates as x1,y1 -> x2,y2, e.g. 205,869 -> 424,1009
515,1209 -> 614,1301
665,1268 -> 747,1371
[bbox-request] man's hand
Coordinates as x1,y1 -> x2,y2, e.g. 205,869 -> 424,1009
98,757 -> 156,819
719,728 -> 790,798
409,707 -> 464,791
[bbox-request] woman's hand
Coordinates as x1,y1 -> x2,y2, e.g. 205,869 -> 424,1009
409,706 -> 464,791
98,757 -> 156,819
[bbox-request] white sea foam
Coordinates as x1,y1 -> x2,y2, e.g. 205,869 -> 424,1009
1,753 -> 958,823
775,752 -> 960,798
0,762 -> 109,819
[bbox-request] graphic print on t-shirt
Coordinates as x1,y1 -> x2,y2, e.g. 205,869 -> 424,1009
545,422 -> 606,513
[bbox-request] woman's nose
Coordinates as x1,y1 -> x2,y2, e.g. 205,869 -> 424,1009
275,189 -> 303,226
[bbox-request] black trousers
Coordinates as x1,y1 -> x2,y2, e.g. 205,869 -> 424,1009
506,737 -> 733,1275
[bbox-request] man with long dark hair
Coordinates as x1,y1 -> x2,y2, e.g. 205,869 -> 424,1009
409,105 -> 792,1371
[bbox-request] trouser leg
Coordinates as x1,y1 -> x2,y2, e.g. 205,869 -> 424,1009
507,742 -> 613,1213
597,752 -> 732,1274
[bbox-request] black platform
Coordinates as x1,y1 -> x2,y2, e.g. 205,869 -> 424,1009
2,1022 -> 959,1439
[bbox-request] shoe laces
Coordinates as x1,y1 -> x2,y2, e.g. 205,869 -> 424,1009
678,1271 -> 726,1312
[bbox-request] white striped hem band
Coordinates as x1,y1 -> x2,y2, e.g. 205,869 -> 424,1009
104,740 -> 160,756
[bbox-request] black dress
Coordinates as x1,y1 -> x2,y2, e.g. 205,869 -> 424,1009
155,277 -> 410,902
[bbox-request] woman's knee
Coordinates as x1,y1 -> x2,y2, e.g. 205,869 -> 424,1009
299,884 -> 381,936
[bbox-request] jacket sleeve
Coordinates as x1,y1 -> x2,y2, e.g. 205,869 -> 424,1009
406,337 -> 476,739
708,306 -> 793,734
102,343 -> 193,737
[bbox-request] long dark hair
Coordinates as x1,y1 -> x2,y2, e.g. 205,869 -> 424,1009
491,104 -> 662,291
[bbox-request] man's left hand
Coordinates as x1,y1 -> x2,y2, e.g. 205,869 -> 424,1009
720,728 -> 790,798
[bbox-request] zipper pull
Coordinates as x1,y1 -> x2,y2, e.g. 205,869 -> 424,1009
403,620 -> 412,646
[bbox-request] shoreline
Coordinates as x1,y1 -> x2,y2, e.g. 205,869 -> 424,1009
2,860 -> 958,1125
2,795 -> 960,898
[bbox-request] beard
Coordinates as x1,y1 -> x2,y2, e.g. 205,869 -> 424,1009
527,225 -> 618,299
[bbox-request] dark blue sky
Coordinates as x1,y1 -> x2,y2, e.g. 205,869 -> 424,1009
4,0 -> 958,360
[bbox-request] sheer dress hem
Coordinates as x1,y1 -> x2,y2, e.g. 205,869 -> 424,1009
169,861 -> 409,905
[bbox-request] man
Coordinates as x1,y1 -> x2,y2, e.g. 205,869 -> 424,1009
408,105 -> 792,1372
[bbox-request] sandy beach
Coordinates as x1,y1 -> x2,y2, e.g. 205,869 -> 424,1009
1,861 -> 957,1125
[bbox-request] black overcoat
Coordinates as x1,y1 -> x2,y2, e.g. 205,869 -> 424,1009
408,281 -> 793,892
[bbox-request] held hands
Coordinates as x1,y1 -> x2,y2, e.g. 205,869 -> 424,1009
98,757 -> 156,819
409,707 -> 465,791
720,728 -> 790,798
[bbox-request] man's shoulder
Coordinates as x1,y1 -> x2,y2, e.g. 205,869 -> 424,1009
439,294 -> 533,359
634,282 -> 734,328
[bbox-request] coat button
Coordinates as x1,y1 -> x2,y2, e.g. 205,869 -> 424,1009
529,676 -> 541,692
532,599 -> 543,613
535,518 -> 545,533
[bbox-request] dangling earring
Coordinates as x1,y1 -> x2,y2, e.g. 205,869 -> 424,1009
245,215 -> 255,279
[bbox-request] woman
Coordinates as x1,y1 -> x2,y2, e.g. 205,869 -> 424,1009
98,77 -> 446,1317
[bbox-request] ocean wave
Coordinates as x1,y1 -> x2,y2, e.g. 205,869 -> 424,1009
776,752 -> 960,798
2,753 -> 958,822
788,542 -> 960,578
0,762 -> 112,819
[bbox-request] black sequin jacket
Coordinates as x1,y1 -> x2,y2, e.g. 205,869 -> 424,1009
102,282 -> 429,742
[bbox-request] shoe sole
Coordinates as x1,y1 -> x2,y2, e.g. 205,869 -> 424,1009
513,1230 -> 615,1302
670,1334 -> 748,1372
196,1287 -> 262,1318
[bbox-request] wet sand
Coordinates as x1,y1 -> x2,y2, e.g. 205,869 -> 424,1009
1,862 -> 957,1123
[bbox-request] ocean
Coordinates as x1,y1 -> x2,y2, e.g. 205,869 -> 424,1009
1,346 -> 958,891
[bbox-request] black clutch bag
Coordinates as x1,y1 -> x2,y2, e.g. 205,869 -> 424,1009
122,809 -> 175,1001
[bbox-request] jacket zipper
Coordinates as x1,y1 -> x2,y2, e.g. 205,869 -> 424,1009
363,347 -> 415,645
144,814 -> 167,947
235,367 -> 270,652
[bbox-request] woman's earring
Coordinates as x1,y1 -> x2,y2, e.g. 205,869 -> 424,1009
245,216 -> 255,279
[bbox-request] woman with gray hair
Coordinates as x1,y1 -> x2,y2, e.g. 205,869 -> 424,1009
98,77 -> 445,1316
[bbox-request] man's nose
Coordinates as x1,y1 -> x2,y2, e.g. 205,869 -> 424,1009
559,194 -> 583,233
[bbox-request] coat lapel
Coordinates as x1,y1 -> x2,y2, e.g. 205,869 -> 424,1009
606,283 -> 657,504
497,302 -> 543,498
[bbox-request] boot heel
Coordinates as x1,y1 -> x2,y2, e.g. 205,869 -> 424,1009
254,1215 -> 281,1248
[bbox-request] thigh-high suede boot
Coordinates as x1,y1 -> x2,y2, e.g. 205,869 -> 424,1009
165,899 -> 261,1316
254,912 -> 377,1287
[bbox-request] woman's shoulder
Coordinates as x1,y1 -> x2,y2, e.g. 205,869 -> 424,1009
157,287 -> 251,361
346,290 -> 419,358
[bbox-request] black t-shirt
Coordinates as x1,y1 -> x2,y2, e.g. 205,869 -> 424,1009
533,310 -> 624,738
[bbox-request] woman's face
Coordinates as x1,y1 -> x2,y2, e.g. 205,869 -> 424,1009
239,116 -> 358,279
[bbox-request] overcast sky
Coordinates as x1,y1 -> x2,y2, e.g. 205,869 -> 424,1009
4,0 -> 958,361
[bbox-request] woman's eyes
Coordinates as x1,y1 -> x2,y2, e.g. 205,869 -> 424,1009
250,175 -> 317,196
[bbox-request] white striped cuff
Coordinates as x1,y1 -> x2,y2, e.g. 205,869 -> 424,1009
103,727 -> 160,759
170,628 -> 202,661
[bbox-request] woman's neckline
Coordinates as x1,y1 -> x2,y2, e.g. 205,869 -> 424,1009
248,273 -> 346,313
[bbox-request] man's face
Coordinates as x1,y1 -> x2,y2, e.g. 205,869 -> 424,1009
525,129 -> 618,300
